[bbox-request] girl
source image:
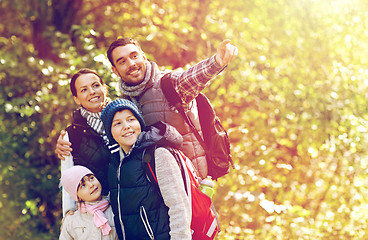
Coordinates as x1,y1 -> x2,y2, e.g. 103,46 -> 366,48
59,165 -> 118,240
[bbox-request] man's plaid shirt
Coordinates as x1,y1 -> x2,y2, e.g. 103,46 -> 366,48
170,55 -> 225,104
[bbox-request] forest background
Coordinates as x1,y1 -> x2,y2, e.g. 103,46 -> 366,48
1,0 -> 368,239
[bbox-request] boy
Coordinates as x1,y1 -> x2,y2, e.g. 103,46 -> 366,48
101,99 -> 191,240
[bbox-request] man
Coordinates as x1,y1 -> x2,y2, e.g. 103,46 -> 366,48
57,37 -> 237,178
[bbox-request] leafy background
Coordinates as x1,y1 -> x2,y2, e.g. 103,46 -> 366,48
1,0 -> 368,239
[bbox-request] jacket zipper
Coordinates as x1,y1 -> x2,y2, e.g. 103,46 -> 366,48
116,144 -> 138,240
117,149 -> 126,240
140,206 -> 155,240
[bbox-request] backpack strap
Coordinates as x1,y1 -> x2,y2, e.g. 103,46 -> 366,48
160,73 -> 209,152
142,144 -> 188,194
195,93 -> 216,146
142,145 -> 159,191
167,148 -> 188,194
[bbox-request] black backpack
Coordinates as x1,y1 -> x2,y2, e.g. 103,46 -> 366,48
160,73 -> 235,180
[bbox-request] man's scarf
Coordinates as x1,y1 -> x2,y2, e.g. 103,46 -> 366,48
119,61 -> 154,97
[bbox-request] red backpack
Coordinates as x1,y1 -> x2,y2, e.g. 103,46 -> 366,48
143,145 -> 220,240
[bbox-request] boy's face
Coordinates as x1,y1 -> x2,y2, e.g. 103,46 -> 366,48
77,174 -> 102,202
111,44 -> 147,86
111,109 -> 142,153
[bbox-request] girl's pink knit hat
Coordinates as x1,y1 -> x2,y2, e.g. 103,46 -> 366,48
60,165 -> 93,201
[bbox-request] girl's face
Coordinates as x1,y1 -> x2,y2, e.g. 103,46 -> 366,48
73,73 -> 107,113
111,109 -> 142,153
77,174 -> 102,202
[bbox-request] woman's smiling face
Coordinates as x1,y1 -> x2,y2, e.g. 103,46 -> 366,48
73,73 -> 107,113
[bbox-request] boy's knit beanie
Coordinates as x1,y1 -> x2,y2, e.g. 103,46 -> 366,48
101,99 -> 146,145
60,165 -> 93,201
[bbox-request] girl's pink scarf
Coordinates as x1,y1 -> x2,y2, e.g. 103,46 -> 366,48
79,199 -> 112,236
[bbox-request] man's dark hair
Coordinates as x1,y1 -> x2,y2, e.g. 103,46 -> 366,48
107,37 -> 142,67
70,68 -> 104,97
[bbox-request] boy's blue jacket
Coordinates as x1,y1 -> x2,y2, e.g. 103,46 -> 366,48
108,121 -> 183,240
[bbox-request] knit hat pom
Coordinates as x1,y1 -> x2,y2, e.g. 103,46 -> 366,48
60,165 -> 93,201
101,99 -> 146,145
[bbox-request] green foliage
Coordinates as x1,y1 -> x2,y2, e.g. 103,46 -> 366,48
0,0 -> 368,239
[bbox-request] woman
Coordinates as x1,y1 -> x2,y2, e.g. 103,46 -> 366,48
60,69 -> 119,215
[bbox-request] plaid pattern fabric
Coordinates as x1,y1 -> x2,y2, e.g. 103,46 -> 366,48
171,55 -> 225,104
